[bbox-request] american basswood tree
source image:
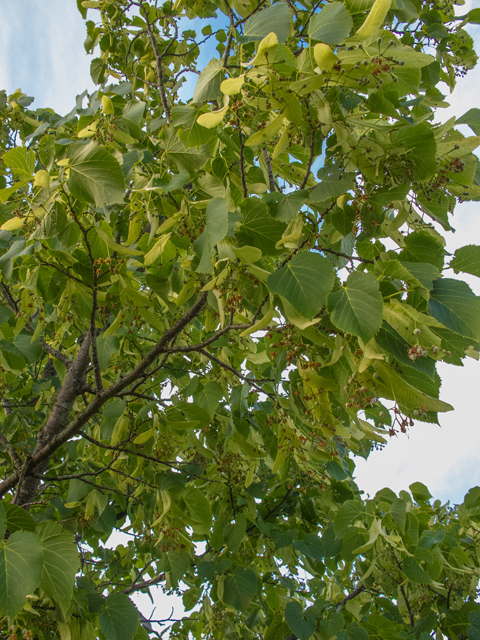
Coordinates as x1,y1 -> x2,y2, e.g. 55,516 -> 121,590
0,0 -> 480,638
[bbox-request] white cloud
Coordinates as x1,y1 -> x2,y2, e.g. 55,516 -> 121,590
0,0 -> 94,114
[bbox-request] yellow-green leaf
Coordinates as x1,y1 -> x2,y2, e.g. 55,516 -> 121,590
245,115 -> 284,147
144,233 -> 172,266
197,104 -> 229,129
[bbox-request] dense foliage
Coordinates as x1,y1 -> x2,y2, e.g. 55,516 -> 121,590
0,0 -> 480,638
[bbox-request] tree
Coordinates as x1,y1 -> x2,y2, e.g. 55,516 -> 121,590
0,0 -> 480,637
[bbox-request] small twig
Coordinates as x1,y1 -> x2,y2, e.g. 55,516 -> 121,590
237,119 -> 248,199
199,349 -> 276,399
313,245 -> 374,264
262,147 -> 277,191
336,585 -> 365,612
141,3 -> 171,123
399,584 -> 414,627
0,432 -> 23,469
300,133 -> 318,189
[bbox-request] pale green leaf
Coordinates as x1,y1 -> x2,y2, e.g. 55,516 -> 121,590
3,147 -> 35,177
243,3 -> 291,43
309,3 -> 353,44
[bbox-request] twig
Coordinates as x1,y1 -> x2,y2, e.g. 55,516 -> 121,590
199,349 -> 275,399
300,133 -> 318,189
237,119 -> 248,198
140,3 -> 171,123
262,147 -> 277,191
313,245 -> 374,264
0,432 -> 22,469
336,585 -> 365,612
399,584 -> 414,627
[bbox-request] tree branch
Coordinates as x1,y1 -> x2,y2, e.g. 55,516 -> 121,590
141,3 -> 171,123
39,339 -> 72,369
262,147 -> 277,191
0,292 -> 209,500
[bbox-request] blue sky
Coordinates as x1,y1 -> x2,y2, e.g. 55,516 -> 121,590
1,1 -> 479,505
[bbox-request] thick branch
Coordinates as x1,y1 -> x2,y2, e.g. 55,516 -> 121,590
39,339 -> 72,369
0,292 -> 209,499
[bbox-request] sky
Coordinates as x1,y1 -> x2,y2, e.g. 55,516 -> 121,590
0,0 -> 479,624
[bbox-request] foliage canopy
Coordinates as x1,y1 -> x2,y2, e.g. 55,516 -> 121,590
0,0 -> 480,638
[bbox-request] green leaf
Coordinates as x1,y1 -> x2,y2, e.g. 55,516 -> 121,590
310,166 -> 356,203
285,601 -> 316,640
402,557 -> 433,584
399,231 -> 444,270
327,272 -> 383,343
345,0 -> 375,13
464,487 -> 480,510
456,107 -> 480,135
222,567 -> 257,612
36,521 -> 79,613
469,612 -> 480,640
120,101 -> 146,140
224,513 -> 247,552
13,335 -> 43,365
267,252 -> 334,320
3,147 -> 35,178
99,594 -> 139,640
392,124 -> 437,180
68,142 -> 126,206
293,534 -> 325,562
428,278 -> 480,340
0,503 -> 5,539
183,487 -> 212,530
0,339 -> 27,372
450,245 -> 480,278
334,500 -> 364,537
0,531 -> 43,618
374,361 -> 453,413
194,197 -> 228,273
308,3 -> 353,44
265,615 -> 291,640
243,3 -> 291,43
193,59 -> 224,103
4,502 -> 36,533
237,198 -> 286,255
95,227 -> 143,256
409,482 -> 432,503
